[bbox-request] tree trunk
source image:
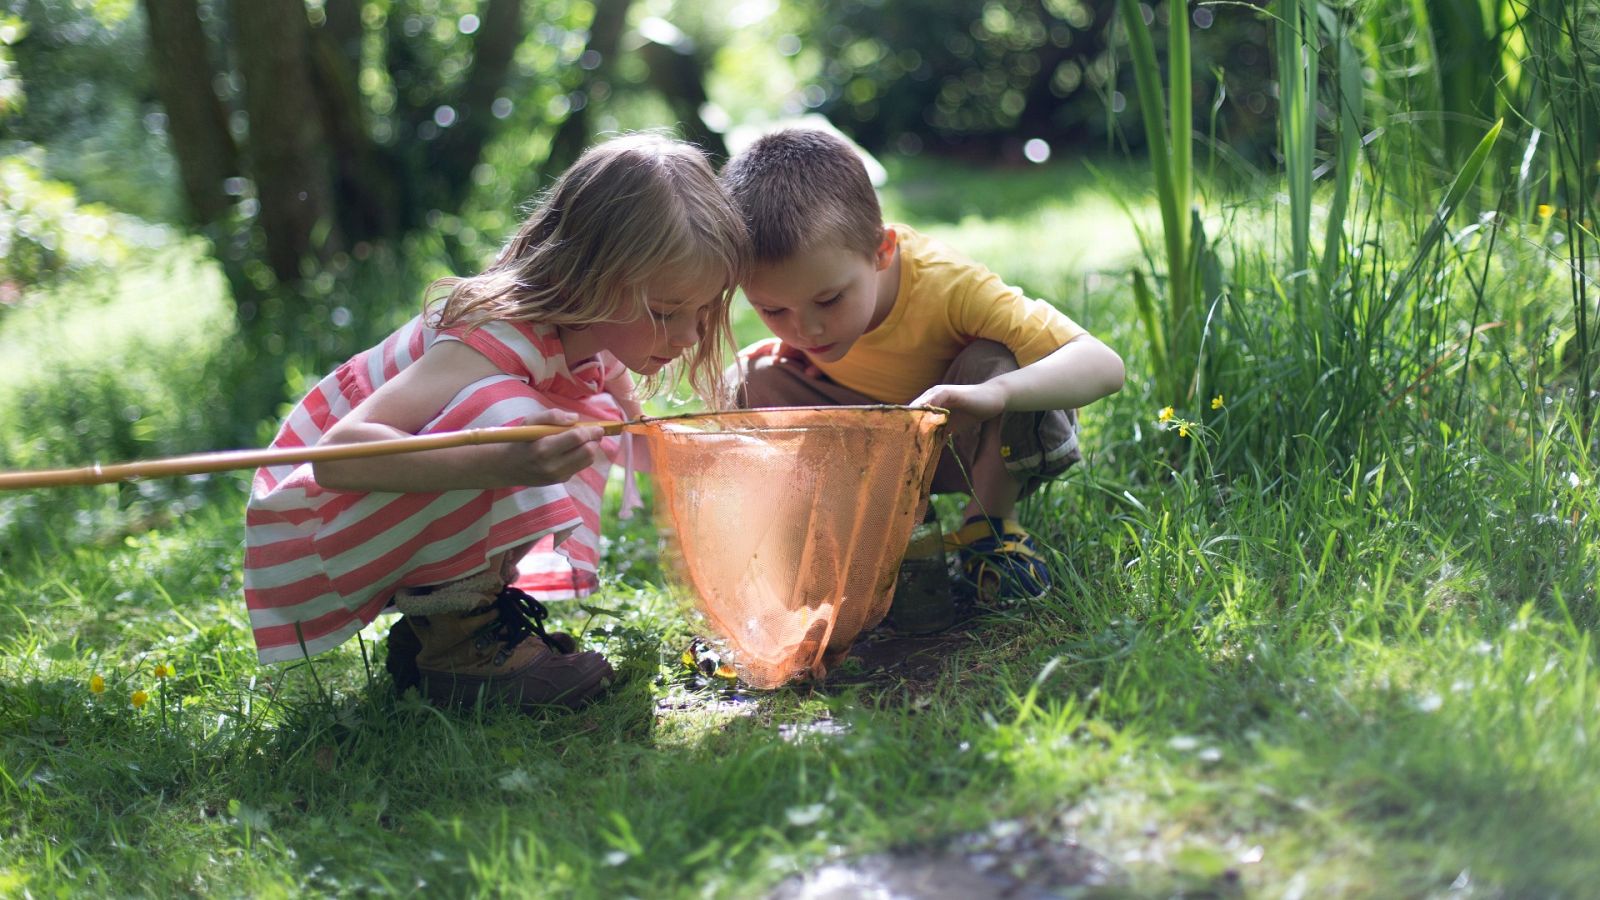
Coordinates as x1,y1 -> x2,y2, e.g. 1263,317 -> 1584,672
321,0 -> 363,71
139,0 -> 239,226
543,0 -> 634,178
233,0 -> 338,282
639,33 -> 727,163
308,2 -> 403,242
429,0 -> 525,212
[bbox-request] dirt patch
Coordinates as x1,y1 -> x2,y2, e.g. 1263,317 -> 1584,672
663,610 -> 987,700
768,819 -> 1123,899
829,619 -> 981,687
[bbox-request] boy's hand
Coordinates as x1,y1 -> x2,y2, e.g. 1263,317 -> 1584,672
742,337 -> 822,378
912,381 -> 1007,432
495,409 -> 605,486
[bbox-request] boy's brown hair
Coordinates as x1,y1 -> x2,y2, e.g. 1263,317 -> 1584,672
719,128 -> 883,263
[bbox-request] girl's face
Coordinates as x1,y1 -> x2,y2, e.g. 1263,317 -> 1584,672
573,265 -> 723,376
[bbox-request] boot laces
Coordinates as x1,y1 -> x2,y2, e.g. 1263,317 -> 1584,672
472,586 -> 565,654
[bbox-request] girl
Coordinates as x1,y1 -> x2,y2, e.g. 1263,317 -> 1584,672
243,134 -> 748,712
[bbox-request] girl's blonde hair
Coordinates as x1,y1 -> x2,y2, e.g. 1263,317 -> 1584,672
429,133 -> 749,404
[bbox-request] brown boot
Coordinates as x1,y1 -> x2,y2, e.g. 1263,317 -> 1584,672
385,616 -> 423,693
384,616 -> 575,696
397,573 -> 614,712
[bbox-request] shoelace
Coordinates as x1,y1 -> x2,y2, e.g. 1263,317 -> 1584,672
474,586 -> 564,654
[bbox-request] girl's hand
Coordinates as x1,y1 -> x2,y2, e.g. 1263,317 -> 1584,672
912,381 -> 1007,432
493,409 -> 607,486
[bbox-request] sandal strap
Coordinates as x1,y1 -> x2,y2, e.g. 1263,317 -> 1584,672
983,537 -> 1045,563
959,537 -> 1047,575
944,516 -> 1030,552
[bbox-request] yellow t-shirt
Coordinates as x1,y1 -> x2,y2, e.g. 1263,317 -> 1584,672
812,225 -> 1088,404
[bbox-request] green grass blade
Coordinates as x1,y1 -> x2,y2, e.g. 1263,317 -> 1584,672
1131,269 -> 1171,392
1277,0 -> 1319,293
1382,118 -> 1504,313
1116,0 -> 1182,296
1319,4 -> 1365,294
1169,0 -> 1193,309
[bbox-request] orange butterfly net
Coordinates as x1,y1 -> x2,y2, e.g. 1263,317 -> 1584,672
0,404 -> 949,689
636,406 -> 948,688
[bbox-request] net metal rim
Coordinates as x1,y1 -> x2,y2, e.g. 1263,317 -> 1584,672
636,404 -> 950,432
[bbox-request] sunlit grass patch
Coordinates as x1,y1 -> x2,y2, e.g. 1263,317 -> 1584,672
0,240 -> 228,395
886,156 -> 1153,301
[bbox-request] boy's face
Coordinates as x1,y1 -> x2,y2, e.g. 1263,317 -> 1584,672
742,231 -> 896,364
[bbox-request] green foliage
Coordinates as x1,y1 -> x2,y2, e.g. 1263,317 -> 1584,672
797,0 -> 1284,166
0,0 -> 177,221
0,14 -> 23,119
1109,0 -> 1592,471
805,0 -> 1116,152
0,150 -> 149,291
0,242 -> 236,553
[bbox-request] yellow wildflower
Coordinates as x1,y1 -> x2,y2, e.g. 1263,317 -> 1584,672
1536,204 -> 1553,219
1158,406 -> 1175,423
1211,394 -> 1224,410
89,674 -> 106,695
154,663 -> 173,679
131,690 -> 149,709
1178,423 -> 1191,438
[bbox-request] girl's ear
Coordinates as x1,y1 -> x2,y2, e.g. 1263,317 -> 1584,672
873,228 -> 898,271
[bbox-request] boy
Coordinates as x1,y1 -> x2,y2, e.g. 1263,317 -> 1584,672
720,128 -> 1124,602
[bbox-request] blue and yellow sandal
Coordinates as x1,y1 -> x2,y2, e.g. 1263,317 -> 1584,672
944,516 -> 1052,604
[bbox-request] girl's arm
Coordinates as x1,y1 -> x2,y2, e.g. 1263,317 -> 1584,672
910,334 -> 1125,431
314,341 -> 607,492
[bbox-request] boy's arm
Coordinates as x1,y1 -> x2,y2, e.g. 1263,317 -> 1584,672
315,341 -> 606,492
911,334 -> 1124,431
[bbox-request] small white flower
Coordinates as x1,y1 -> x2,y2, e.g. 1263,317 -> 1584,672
785,803 -> 826,827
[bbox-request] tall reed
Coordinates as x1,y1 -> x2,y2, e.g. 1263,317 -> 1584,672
1262,0 -> 1508,448
1515,0 -> 1598,439
1276,0 -> 1317,303
1117,0 -> 1211,408
1127,0 -> 1514,465
1362,0 -> 1523,196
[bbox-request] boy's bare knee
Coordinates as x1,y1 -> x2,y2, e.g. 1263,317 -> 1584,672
944,340 -> 1019,385
732,354 -> 804,408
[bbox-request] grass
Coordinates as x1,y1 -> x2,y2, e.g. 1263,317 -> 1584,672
2,150 -> 1598,897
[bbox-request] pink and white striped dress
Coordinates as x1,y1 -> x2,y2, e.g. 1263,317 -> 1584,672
243,315 -> 630,663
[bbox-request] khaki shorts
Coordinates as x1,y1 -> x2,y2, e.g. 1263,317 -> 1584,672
728,340 -> 1080,497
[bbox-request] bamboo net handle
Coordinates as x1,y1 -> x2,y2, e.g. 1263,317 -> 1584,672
0,421 -> 628,491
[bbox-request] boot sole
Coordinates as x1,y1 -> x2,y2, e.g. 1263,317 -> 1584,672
419,657 -> 615,712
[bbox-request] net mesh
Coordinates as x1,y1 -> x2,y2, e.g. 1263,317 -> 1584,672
634,406 -> 948,688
